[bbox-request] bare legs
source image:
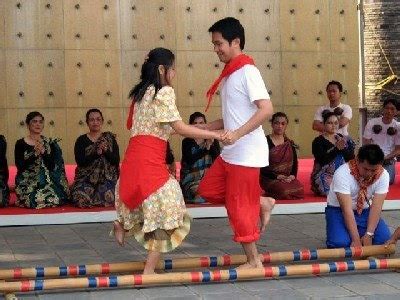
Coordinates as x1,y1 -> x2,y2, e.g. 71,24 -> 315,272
238,196 -> 275,269
260,196 -> 275,234
143,250 -> 161,274
237,242 -> 264,269
113,221 -> 126,246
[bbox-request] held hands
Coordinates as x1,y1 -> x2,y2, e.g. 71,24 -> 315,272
335,138 -> 346,150
97,140 -> 108,155
220,130 -> 240,146
34,140 -> 45,156
204,139 -> 213,150
277,175 -> 295,183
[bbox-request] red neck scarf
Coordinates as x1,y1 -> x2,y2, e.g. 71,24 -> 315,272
348,159 -> 384,215
205,54 -> 255,111
126,102 -> 135,130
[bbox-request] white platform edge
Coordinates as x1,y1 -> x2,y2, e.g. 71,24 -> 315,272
1,200 -> 400,226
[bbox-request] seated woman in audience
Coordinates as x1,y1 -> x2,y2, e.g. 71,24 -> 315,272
71,108 -> 120,208
311,111 -> 355,196
0,135 -> 9,207
14,111 -> 69,209
180,112 -> 220,203
260,112 -> 304,200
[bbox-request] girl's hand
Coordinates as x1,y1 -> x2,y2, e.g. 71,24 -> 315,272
335,138 -> 346,150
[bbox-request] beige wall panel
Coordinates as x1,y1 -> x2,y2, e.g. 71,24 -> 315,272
282,51 -> 332,106
348,113 -> 360,144
0,1 -> 5,48
65,108 -> 90,163
331,52 -> 359,106
0,50 -> 5,108
176,51 -> 222,107
64,0 -> 120,50
0,109 -> 6,135
228,0 -> 280,51
6,50 -> 66,108
120,0 -> 175,50
5,0 -> 64,49
249,51 -> 282,107
330,0 -> 359,53
284,105 -> 321,157
65,50 -> 122,108
176,0 -> 228,51
121,50 -> 148,106
280,0 -> 330,52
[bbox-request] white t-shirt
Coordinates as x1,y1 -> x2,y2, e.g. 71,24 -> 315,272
327,163 -> 389,210
363,117 -> 400,157
314,103 -> 352,136
220,64 -> 270,167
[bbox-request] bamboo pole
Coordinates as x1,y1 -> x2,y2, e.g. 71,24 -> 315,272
0,245 -> 394,280
0,258 -> 399,294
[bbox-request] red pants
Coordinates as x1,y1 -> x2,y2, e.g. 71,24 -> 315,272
198,156 -> 261,243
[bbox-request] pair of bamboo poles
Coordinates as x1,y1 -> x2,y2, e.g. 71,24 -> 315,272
0,245 -> 398,298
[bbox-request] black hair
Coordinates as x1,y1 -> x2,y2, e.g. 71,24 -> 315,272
357,144 -> 384,165
326,80 -> 343,92
25,111 -> 44,125
322,111 -> 337,124
383,99 -> 400,111
86,108 -> 104,123
189,112 -> 207,124
208,17 -> 245,50
128,47 -> 175,103
271,112 -> 289,124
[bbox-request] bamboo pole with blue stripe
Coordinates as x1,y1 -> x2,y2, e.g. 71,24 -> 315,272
0,258 -> 399,294
0,245 -> 394,280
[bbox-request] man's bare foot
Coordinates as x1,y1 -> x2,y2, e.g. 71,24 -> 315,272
260,197 -> 275,234
142,270 -> 156,275
236,261 -> 263,269
113,221 -> 125,246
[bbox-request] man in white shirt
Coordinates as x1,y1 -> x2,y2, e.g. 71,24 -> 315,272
313,81 -> 352,136
198,17 -> 274,269
363,99 -> 400,185
325,144 -> 391,248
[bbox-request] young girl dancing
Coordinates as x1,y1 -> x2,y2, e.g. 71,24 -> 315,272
112,48 -> 222,274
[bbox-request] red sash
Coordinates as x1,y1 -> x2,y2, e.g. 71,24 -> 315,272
205,54 -> 255,111
119,135 -> 169,210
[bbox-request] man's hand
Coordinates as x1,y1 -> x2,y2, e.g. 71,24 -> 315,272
350,238 -> 362,247
361,234 -> 372,246
221,130 -> 239,145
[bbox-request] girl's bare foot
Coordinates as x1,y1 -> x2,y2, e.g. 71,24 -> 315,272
260,197 -> 275,234
113,221 -> 125,246
236,260 -> 263,269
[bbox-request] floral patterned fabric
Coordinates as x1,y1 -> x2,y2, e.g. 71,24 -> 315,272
14,137 -> 69,209
115,85 -> 190,253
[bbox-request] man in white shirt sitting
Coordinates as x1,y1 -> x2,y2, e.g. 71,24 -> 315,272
313,81 -> 352,136
363,99 -> 400,185
325,144 -> 391,248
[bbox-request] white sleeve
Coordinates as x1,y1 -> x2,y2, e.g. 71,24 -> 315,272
332,166 -> 351,195
314,106 -> 324,122
363,120 -> 373,140
244,65 -> 270,102
342,105 -> 352,120
374,170 -> 389,194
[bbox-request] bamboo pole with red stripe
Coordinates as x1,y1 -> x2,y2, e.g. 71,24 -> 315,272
0,258 -> 399,294
0,245 -> 394,280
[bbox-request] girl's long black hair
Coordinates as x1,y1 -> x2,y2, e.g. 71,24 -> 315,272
128,47 -> 175,103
